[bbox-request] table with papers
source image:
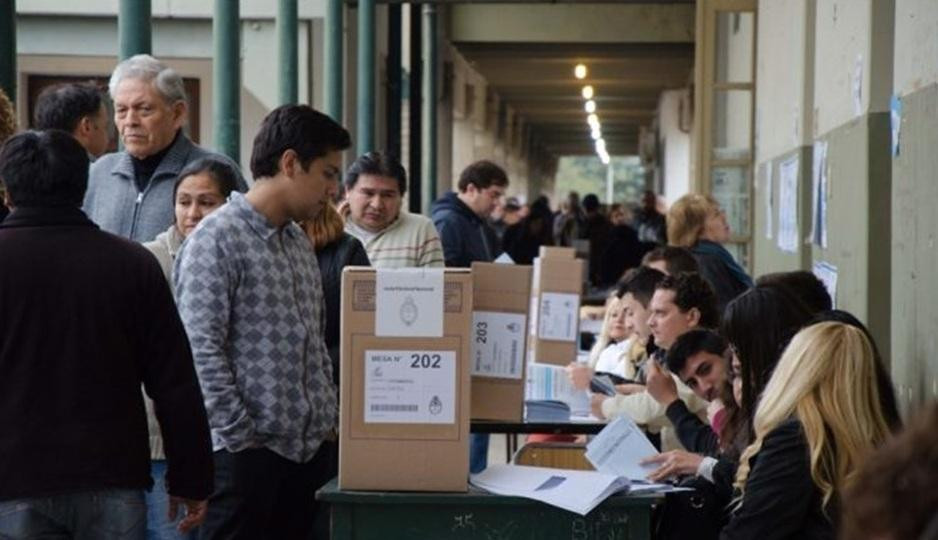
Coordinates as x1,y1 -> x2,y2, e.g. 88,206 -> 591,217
317,477 -> 660,540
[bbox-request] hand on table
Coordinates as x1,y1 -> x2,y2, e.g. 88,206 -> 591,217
640,450 -> 703,482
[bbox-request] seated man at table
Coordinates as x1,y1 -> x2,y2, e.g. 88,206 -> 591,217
591,273 -> 717,451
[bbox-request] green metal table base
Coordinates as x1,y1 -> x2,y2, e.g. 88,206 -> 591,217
318,479 -> 658,540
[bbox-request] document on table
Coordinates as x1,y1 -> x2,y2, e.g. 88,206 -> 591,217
585,416 -> 660,481
470,464 -> 629,516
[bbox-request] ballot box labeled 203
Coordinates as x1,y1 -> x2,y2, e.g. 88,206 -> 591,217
470,262 -> 532,422
338,267 -> 472,492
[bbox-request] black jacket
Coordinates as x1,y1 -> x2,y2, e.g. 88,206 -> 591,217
430,192 -> 498,267
666,399 -> 737,501
316,233 -> 370,384
692,248 -> 751,315
721,418 -> 834,540
0,207 -> 213,501
598,224 -> 654,286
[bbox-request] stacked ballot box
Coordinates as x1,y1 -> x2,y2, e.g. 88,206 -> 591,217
338,267 -> 472,492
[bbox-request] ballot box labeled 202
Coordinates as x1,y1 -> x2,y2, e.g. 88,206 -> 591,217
338,267 -> 472,492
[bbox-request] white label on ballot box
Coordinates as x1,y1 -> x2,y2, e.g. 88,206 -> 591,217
471,311 -> 526,379
537,292 -> 580,342
364,350 -> 456,424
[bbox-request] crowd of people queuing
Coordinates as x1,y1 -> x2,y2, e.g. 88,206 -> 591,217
0,53 -> 934,540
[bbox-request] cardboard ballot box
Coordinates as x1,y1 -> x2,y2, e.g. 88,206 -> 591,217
528,253 -> 584,366
538,246 -> 576,259
338,267 -> 472,492
470,262 -> 533,422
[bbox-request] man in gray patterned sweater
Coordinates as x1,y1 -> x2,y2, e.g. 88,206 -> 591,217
174,105 -> 351,538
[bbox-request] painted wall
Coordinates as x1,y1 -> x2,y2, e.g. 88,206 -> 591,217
657,89 -> 691,205
751,0 -> 814,276
890,0 -> 938,409
15,13 -> 313,177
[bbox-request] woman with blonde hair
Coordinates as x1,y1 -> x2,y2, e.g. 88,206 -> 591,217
304,199 -> 370,384
667,194 -> 752,313
721,322 -> 893,539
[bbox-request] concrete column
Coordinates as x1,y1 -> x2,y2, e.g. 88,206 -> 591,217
420,3 -> 437,214
213,0 -> 240,162
278,0 -> 298,105
324,0 -> 343,122
0,0 -> 15,104
119,0 -> 151,60
356,0 -> 376,155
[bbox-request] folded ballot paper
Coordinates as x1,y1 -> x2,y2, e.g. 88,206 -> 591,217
470,464 -> 630,516
585,416 -> 661,481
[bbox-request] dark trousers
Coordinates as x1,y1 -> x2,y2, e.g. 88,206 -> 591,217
198,442 -> 337,540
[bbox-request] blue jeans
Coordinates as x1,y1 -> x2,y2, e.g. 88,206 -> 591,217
146,460 -> 196,540
469,433 -> 490,474
0,489 -> 146,540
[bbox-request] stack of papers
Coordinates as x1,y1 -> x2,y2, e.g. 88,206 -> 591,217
525,363 -> 591,416
471,464 -> 629,516
524,399 -> 571,422
586,416 -> 660,481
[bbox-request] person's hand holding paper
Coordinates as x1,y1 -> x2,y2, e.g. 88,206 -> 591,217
640,449 -> 704,482
585,416 -> 660,481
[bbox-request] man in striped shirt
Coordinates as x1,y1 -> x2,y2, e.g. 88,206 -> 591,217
342,151 -> 444,268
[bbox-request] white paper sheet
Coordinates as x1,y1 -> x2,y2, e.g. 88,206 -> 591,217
538,292 -> 580,342
585,417 -> 660,481
375,268 -> 444,337
777,155 -> 800,253
852,54 -> 864,117
810,140 -> 829,248
471,311 -> 527,379
494,252 -> 515,264
812,261 -> 838,309
364,350 -> 456,424
470,464 -> 629,516
525,363 -> 591,417
761,162 -> 774,240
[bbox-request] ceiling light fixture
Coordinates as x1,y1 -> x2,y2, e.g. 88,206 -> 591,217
581,85 -> 594,100
587,113 -> 599,128
585,100 -> 596,113
574,64 -> 588,79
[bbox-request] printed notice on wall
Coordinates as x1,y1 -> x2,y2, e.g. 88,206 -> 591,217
375,268 -> 444,337
364,350 -> 456,424
776,155 -> 800,253
810,140 -> 829,248
538,292 -> 580,342
471,311 -> 527,379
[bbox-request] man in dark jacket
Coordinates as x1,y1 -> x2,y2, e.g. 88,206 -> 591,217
430,160 -> 508,474
0,130 -> 213,537
430,159 -> 508,267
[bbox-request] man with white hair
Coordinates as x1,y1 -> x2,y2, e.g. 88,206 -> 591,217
83,54 -> 246,242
